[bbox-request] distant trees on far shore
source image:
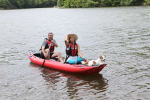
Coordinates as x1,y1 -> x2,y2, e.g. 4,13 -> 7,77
57,0 -> 150,8
0,0 -> 150,9
0,0 -> 57,9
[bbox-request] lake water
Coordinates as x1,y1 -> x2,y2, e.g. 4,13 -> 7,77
0,6 -> 150,99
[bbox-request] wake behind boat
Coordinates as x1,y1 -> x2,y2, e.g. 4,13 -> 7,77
28,50 -> 107,75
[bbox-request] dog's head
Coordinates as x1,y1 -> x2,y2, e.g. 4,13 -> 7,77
99,55 -> 106,62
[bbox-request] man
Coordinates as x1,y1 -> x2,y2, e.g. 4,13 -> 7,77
41,32 -> 64,63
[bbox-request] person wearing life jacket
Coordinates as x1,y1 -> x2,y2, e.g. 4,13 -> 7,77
64,34 -> 88,64
41,32 -> 64,63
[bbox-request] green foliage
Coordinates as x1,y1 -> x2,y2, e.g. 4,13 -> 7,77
145,0 -> 150,4
0,0 -> 8,8
101,0 -> 112,7
112,0 -> 120,6
57,0 -> 65,7
0,0 -> 57,9
62,0 -> 99,8
101,0 -> 145,6
64,0 -> 71,8
86,0 -> 99,7
0,0 -> 149,9
57,0 -> 62,7
52,0 -> 57,5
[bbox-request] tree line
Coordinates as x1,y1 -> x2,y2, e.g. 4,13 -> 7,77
58,0 -> 150,8
0,0 -> 150,9
0,0 -> 57,9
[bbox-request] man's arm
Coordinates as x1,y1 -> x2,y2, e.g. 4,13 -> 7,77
42,46 -> 47,58
41,39 -> 48,58
51,39 -> 58,47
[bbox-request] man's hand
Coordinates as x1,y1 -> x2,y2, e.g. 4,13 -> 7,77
51,40 -> 55,44
51,40 -> 58,47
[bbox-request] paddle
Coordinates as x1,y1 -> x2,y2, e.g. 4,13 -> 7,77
41,43 -> 51,68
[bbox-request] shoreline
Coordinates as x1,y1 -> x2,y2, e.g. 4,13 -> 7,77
1,5 -> 149,10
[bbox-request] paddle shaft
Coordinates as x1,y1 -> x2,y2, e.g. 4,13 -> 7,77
41,43 -> 52,68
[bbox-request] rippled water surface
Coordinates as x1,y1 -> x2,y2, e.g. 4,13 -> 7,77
0,6 -> 150,100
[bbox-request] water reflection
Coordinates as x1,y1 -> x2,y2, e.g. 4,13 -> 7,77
30,62 -> 108,98
64,73 -> 108,98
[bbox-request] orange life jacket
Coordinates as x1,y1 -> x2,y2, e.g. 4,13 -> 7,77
66,43 -> 78,56
46,40 -> 54,52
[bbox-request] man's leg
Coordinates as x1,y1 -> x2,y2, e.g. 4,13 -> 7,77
51,52 -> 64,63
43,49 -> 50,59
40,52 -> 46,59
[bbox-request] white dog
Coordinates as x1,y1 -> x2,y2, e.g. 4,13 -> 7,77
81,55 -> 106,66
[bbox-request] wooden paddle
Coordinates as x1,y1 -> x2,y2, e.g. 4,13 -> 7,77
41,43 -> 51,68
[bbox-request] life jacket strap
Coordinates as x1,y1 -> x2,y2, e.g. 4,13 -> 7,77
64,55 -> 70,63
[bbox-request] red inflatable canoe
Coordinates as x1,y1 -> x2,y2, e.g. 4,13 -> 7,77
28,50 -> 107,75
